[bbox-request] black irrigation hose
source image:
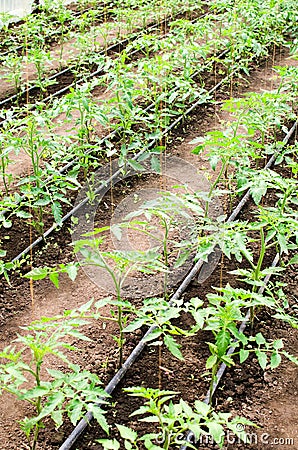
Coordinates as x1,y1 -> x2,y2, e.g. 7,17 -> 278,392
0,24 -> 217,222
58,256 -> 206,450
0,8 -> 195,115
59,119 -> 298,450
179,254 -> 280,450
9,66 -> 232,266
178,122 -> 298,449
0,1 -> 113,58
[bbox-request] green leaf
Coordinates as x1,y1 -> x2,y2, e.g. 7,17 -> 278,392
273,339 -> 283,350
22,386 -> 49,400
36,391 -> 65,421
239,349 -> 249,363
289,254 -> 298,265
24,266 -> 49,280
251,181 -> 267,205
52,202 -> 62,225
207,422 -> 224,446
16,210 -> 32,219
270,352 -> 281,369
66,263 -> 78,281
255,333 -> 266,345
194,400 -> 210,417
282,351 -> 298,365
116,424 -> 138,442
49,271 -> 59,289
210,155 -> 219,171
91,406 -> 109,434
128,159 -> 145,172
124,319 -> 146,333
96,439 -> 120,450
69,401 -> 83,425
78,299 -> 94,314
174,250 -> 191,268
216,330 -> 231,357
34,198 -> 51,206
51,409 -> 63,428
151,155 -> 161,173
206,354 -> 217,370
164,334 -> 183,360
256,350 -> 267,370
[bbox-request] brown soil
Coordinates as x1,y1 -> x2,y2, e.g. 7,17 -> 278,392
0,50 -> 297,450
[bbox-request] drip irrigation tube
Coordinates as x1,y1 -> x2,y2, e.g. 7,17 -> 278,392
58,257 -> 206,450
8,65 -> 233,266
179,254 -> 280,450
58,120 -> 297,450
0,7 -> 204,112
0,5 -> 91,58
0,31 -> 218,223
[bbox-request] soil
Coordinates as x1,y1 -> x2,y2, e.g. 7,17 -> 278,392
0,24 -> 297,450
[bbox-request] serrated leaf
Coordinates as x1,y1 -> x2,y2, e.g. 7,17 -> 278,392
51,409 -> 63,428
282,351 -> 298,365
66,264 -> 78,281
194,400 -> 210,416
255,332 -> 266,345
128,159 -> 145,172
174,250 -> 191,268
34,198 -> 51,206
16,210 -> 32,219
78,298 -> 94,314
124,319 -> 146,333
256,350 -> 267,370
206,354 -> 217,370
24,267 -> 49,280
270,352 -> 281,369
289,254 -> 298,265
207,422 -> 224,445
164,334 -> 183,360
216,330 -> 231,357
69,401 -> 83,425
96,439 -> 120,450
239,349 -> 249,363
52,202 -> 62,225
92,406 -> 109,434
250,181 -> 267,205
116,424 -> 138,442
36,391 -> 65,421
49,271 -> 59,289
151,155 -> 161,173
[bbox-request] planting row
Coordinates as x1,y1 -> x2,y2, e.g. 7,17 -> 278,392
0,1 -> 298,447
1,0 -> 298,278
0,0 -> 203,101
2,87 -> 297,449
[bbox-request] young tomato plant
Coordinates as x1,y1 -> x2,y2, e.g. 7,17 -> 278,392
0,314 -> 109,450
72,229 -> 166,367
98,387 -> 255,449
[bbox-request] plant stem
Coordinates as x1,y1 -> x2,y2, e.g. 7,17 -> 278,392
32,362 -> 42,450
250,226 -> 266,325
204,158 -> 228,220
